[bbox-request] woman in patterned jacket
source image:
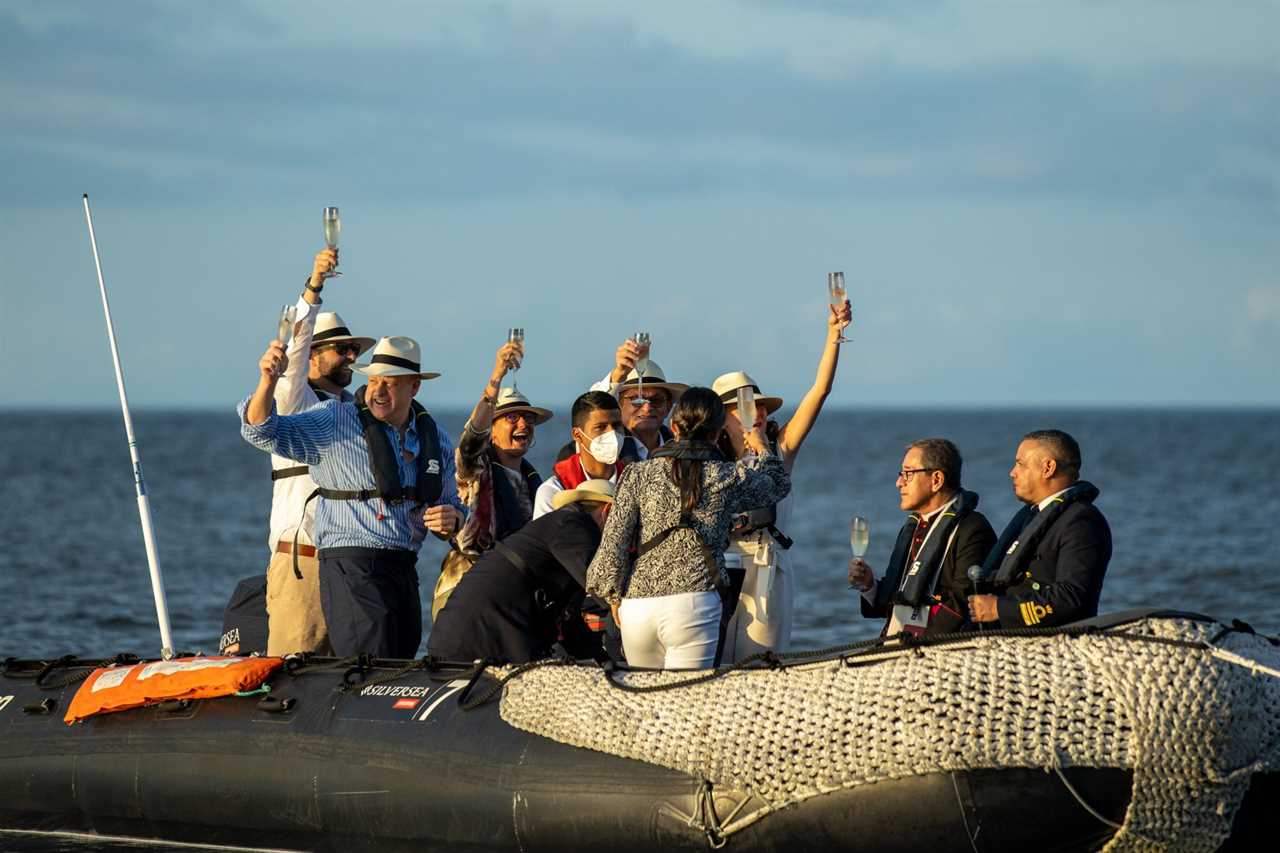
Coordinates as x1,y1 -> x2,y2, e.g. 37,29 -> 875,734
585,387 -> 791,669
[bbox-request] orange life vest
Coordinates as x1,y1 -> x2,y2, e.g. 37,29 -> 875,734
64,655 -> 284,724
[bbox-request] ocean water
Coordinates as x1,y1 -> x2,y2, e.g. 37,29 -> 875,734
2,407 -> 1277,660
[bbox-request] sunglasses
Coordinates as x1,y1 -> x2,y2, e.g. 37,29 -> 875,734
622,394 -> 668,408
317,342 -> 361,357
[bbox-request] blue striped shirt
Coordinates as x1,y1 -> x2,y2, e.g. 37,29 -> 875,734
239,397 -> 464,553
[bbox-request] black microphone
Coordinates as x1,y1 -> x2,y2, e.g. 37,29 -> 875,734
966,565 -> 984,632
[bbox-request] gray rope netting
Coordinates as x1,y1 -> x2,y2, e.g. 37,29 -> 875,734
497,618 -> 1280,851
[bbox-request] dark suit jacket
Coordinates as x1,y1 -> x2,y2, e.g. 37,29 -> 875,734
861,511 -> 997,635
427,506 -> 601,664
995,501 -> 1112,628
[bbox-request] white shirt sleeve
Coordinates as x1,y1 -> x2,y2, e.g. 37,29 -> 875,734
589,371 -> 621,397
859,578 -> 878,603
275,296 -> 318,416
532,477 -> 564,519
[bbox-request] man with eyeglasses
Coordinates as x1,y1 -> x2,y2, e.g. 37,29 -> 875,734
590,338 -> 688,459
252,247 -> 374,656
848,439 -> 996,636
431,340 -> 553,619
967,430 -> 1111,628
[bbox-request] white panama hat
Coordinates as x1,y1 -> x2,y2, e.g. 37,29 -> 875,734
310,312 -> 375,356
352,336 -> 441,380
617,359 -> 688,402
493,387 -> 553,425
710,371 -> 783,415
551,478 -> 616,510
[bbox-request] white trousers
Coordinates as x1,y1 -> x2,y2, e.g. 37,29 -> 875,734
721,563 -> 793,664
619,591 -> 722,670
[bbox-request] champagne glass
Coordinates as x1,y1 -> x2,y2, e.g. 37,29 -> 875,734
323,206 -> 343,277
850,515 -> 870,559
828,271 -> 850,343
507,328 -> 524,392
275,304 -> 296,344
633,331 -> 651,392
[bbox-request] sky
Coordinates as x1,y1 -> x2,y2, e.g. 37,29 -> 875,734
1,0 -> 1277,409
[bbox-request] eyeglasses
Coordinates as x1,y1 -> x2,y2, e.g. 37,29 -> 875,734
317,342 -> 361,357
498,412 -> 535,425
622,394 -> 667,409
897,467 -> 938,482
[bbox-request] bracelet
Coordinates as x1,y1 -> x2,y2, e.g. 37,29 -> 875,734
305,281 -> 324,294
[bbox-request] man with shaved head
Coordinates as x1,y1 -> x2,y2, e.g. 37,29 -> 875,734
968,429 -> 1112,628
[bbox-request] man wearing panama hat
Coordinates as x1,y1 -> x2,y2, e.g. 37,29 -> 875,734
432,339 -> 554,619
241,332 -> 465,659
428,479 -> 615,664
256,248 -> 374,656
591,338 -> 689,459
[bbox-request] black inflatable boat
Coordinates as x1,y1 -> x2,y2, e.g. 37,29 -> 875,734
2,612 -> 1277,852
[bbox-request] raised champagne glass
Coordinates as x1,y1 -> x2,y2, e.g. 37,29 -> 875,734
507,328 -> 524,392
273,304 -> 296,378
323,206 -> 342,277
828,271 -> 850,343
633,331 -> 651,393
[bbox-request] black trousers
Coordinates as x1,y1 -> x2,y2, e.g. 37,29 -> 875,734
318,547 -> 422,659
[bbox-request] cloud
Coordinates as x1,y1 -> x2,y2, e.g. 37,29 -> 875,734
2,2 -> 1277,207
1232,284 -> 1280,351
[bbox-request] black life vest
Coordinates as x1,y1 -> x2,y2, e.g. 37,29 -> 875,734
635,441 -> 725,591
729,442 -> 793,550
314,386 -> 445,507
892,490 -> 979,606
490,454 -> 542,540
983,481 -> 1100,586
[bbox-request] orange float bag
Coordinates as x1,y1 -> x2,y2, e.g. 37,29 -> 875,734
64,655 -> 284,724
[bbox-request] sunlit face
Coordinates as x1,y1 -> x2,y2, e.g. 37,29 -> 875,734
492,410 -> 535,456
1010,439 -> 1053,504
365,374 -> 420,425
896,447 -> 943,512
619,388 -> 672,433
572,408 -> 623,455
310,342 -> 360,388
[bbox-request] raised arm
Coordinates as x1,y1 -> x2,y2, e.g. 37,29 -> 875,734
457,340 -> 523,482
777,299 -> 851,466
589,338 -> 648,396
276,248 -> 337,415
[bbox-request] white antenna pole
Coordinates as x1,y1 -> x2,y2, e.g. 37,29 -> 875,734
82,193 -> 176,660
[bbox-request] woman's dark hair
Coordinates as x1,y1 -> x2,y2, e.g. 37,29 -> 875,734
668,387 -> 725,515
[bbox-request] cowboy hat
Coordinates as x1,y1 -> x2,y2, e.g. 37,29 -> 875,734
711,371 -> 783,415
352,336 -> 441,380
617,359 -> 688,402
310,312 -> 375,356
493,387 -> 553,425
551,478 -> 616,510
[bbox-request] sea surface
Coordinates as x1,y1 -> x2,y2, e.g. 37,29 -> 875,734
3,407 -> 1277,658
0,408 -> 1277,851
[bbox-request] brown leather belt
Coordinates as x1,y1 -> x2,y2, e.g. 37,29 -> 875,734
276,540 -> 317,559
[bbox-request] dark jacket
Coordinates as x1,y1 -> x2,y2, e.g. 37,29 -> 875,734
995,501 -> 1112,628
861,511 -> 997,635
427,505 -> 601,664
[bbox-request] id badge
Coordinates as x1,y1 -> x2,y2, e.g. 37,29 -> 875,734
889,604 -> 929,637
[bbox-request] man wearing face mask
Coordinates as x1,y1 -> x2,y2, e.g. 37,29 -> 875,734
432,340 -> 552,619
532,391 -> 627,519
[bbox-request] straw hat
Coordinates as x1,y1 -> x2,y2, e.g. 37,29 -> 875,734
551,478 -> 616,510
617,359 -> 688,402
711,371 -> 783,414
311,312 -> 375,356
493,387 -> 553,425
352,336 -> 441,380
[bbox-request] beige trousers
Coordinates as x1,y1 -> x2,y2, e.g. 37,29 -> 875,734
265,550 -> 331,656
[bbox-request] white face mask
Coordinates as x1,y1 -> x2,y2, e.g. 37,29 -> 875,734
582,429 -> 622,465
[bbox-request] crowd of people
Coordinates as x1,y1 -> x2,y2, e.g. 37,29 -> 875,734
222,247 -> 1113,669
